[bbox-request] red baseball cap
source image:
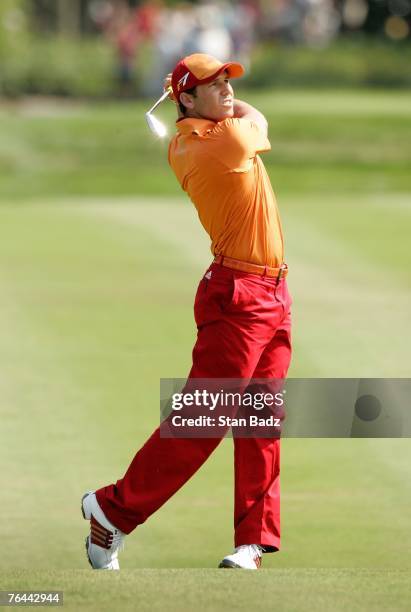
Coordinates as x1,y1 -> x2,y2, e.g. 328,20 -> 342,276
171,53 -> 244,102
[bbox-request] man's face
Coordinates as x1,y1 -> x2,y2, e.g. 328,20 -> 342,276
181,72 -> 234,122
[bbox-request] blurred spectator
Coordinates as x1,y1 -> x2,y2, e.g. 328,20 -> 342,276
85,0 -> 411,96
342,0 -> 369,30
302,0 -> 341,46
143,1 -> 236,96
182,3 -> 232,59
225,0 -> 260,69
91,0 -> 162,95
261,0 -> 341,46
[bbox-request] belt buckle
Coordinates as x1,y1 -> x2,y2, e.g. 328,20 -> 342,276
276,263 -> 286,284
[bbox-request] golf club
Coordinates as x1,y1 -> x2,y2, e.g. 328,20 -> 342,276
145,87 -> 172,138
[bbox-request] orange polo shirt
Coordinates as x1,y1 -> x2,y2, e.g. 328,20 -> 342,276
168,117 -> 284,267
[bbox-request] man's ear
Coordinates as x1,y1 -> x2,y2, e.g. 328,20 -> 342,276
180,92 -> 195,110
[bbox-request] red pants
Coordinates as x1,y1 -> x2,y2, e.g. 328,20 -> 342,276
96,262 -> 292,551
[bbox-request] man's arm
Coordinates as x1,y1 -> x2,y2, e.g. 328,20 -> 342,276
233,100 -> 268,138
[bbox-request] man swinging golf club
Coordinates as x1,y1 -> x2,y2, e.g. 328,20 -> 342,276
82,53 -> 292,570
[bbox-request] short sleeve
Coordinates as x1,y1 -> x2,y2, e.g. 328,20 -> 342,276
210,118 -> 271,170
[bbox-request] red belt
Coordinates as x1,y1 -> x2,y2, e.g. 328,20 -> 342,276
214,255 -> 288,280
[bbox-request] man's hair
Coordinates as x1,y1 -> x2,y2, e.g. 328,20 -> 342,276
179,86 -> 197,115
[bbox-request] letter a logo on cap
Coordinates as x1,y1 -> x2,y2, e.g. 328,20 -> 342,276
177,71 -> 190,91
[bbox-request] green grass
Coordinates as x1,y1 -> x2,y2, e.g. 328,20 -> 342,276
0,90 -> 410,610
0,200 -> 410,610
2,569 -> 411,611
0,89 -> 411,201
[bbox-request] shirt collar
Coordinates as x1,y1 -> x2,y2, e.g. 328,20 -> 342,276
176,118 -> 216,136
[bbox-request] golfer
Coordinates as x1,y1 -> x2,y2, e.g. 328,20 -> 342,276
82,54 -> 292,570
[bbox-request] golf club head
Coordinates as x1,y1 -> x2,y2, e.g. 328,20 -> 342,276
145,112 -> 167,138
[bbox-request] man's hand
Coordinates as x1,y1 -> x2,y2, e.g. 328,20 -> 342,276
233,100 -> 268,138
163,73 -> 175,100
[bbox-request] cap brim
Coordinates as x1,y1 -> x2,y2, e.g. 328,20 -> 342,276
222,62 -> 245,79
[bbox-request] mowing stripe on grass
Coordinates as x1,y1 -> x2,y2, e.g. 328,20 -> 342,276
76,196 -> 410,376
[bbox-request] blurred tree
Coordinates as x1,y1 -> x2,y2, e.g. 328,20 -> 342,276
9,1 -> 410,40
56,0 -> 81,36
0,0 -> 30,58
29,0 -> 138,35
363,0 -> 391,34
30,0 -> 56,33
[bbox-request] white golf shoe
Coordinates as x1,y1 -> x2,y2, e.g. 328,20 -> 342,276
81,491 -> 125,570
219,544 -> 263,569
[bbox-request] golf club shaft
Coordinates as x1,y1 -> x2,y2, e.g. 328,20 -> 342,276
147,87 -> 172,115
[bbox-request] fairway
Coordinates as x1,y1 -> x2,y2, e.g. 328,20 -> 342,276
2,569 -> 411,611
0,199 -> 410,610
0,89 -> 410,610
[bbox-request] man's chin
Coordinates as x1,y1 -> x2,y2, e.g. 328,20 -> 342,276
200,108 -> 234,122
216,108 -> 234,121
